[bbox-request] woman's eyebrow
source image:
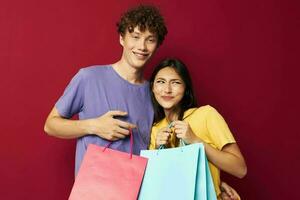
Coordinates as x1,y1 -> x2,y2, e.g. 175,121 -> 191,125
170,79 -> 182,81
156,77 -> 182,81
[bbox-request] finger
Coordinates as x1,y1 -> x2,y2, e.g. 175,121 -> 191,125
157,134 -> 168,141
165,127 -> 172,133
115,127 -> 130,136
161,135 -> 169,141
156,138 -> 167,145
230,188 -> 240,200
173,123 -> 187,130
157,141 -> 167,146
220,192 -> 231,200
112,132 -> 127,139
157,129 -> 171,137
176,134 -> 183,139
116,119 -> 136,129
107,110 -> 128,117
106,135 -> 119,141
222,184 -> 232,195
162,131 -> 171,137
173,128 -> 183,135
221,184 -> 236,199
160,127 -> 172,133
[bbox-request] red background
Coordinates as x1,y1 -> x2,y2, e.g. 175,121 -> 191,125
1,0 -> 299,199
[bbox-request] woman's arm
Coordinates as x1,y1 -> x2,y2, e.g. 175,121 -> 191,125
203,142 -> 247,179
172,120 -> 247,178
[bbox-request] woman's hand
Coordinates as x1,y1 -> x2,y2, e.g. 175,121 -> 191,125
155,127 -> 172,148
172,121 -> 202,144
219,181 -> 241,200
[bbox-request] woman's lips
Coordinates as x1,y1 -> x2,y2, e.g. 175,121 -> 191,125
161,96 -> 174,101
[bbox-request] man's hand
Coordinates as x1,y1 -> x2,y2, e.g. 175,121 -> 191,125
87,110 -> 136,141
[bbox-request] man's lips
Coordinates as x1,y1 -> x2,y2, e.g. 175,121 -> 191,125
133,51 -> 149,59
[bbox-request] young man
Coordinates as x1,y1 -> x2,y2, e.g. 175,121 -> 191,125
44,5 -> 168,175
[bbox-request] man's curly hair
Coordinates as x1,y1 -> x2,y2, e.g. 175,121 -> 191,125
117,5 -> 168,46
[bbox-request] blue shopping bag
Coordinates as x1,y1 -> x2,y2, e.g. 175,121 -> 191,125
139,143 -> 217,200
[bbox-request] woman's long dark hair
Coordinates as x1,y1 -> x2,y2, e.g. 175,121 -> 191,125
150,58 -> 198,124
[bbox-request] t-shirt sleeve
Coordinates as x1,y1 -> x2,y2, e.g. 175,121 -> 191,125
206,106 -> 236,150
55,69 -> 85,118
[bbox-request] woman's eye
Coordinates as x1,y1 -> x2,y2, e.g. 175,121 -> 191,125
172,81 -> 182,85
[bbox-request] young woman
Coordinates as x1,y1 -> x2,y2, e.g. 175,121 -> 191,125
149,58 -> 247,200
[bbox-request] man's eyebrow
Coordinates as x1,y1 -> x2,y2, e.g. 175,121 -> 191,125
147,35 -> 157,38
130,30 -> 157,37
132,30 -> 141,34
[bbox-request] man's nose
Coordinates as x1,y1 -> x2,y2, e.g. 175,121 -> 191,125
137,39 -> 147,51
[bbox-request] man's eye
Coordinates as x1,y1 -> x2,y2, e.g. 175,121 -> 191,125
148,38 -> 156,43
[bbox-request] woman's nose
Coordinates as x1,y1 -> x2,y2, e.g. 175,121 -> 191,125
163,83 -> 172,93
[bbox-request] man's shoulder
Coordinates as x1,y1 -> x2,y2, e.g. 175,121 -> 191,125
77,65 -> 112,78
80,65 -> 111,73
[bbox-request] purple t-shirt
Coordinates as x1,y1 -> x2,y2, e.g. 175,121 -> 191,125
55,65 -> 153,175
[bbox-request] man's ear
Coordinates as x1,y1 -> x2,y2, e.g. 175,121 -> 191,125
119,34 -> 124,47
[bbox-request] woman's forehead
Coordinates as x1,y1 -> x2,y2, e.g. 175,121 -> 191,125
156,67 -> 182,79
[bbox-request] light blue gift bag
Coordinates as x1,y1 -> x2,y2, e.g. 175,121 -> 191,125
139,143 -> 217,200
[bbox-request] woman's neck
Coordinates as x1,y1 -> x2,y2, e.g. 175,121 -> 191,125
164,107 -> 181,123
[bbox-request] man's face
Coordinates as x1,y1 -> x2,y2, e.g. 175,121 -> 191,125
120,26 -> 158,70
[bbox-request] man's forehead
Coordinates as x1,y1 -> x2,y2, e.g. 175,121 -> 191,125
130,26 -> 157,36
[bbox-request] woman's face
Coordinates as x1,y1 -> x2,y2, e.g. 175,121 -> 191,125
152,67 -> 186,111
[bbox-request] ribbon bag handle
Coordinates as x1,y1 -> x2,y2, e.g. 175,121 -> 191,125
157,122 -> 188,154
158,122 -> 188,149
102,129 -> 134,159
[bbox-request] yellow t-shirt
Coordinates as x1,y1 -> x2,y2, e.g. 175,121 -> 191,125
149,105 -> 236,197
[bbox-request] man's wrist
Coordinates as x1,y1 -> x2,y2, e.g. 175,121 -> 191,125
77,119 -> 94,136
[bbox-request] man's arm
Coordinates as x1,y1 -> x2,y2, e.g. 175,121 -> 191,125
44,107 -> 136,140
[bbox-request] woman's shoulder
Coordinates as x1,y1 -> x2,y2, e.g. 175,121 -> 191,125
184,105 -> 216,118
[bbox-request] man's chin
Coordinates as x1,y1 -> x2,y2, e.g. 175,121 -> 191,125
133,60 -> 150,69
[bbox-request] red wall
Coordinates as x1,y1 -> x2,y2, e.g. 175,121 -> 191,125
1,0 -> 299,199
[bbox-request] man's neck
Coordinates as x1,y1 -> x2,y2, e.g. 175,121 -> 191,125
111,60 -> 145,84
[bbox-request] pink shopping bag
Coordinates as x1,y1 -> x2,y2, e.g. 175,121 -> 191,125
69,130 -> 148,200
